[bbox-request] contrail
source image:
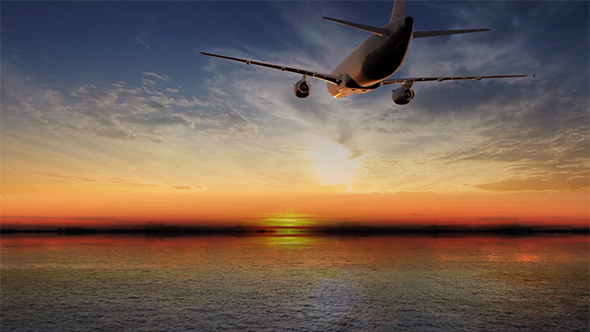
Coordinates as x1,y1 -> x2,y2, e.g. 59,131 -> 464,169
137,37 -> 151,50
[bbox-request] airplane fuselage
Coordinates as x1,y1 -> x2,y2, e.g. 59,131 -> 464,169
328,17 -> 414,98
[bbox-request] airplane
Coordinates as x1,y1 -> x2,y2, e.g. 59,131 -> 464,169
199,0 -> 532,105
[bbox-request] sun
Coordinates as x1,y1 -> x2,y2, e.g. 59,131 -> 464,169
260,213 -> 318,227
308,141 -> 361,185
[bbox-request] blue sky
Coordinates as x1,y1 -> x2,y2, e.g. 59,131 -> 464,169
1,1 -> 589,227
4,2 -> 587,92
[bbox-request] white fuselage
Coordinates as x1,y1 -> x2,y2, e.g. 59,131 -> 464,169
327,16 -> 414,98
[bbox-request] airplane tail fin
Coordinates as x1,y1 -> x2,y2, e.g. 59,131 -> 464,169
390,0 -> 406,22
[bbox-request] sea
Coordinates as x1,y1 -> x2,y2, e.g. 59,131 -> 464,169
1,234 -> 588,331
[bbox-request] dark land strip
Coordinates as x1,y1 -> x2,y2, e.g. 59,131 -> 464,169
2,224 -> 588,237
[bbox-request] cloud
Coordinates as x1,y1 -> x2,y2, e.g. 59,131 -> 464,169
2,73 -> 259,142
142,79 -> 157,87
142,72 -> 170,82
122,114 -> 191,128
171,185 -> 191,190
429,82 -> 590,193
143,100 -> 169,112
35,171 -> 101,183
474,176 -> 588,193
105,177 -> 158,187
171,185 -> 206,190
90,126 -> 137,141
1,75 -> 66,124
34,171 -> 165,188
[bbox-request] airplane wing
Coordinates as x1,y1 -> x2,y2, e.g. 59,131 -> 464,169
198,52 -> 342,86
382,74 -> 533,85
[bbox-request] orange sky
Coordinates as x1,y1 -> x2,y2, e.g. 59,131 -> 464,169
2,129 -> 588,229
2,191 -> 588,229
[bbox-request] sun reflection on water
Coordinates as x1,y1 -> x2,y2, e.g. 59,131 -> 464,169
516,254 -> 539,262
257,233 -> 318,248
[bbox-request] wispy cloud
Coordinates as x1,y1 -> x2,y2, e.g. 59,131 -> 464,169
171,185 -> 206,191
2,73 -> 258,143
142,72 -> 170,82
34,171 -> 159,188
104,177 -> 158,187
34,171 -> 100,183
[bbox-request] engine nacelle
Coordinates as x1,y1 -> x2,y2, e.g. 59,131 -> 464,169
392,87 -> 415,105
294,80 -> 311,98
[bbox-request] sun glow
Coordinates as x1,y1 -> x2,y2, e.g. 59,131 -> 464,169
308,142 -> 361,186
259,213 -> 319,227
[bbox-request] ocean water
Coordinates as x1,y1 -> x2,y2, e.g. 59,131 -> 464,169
1,234 -> 588,331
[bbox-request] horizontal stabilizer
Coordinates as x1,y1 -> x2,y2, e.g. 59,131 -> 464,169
413,28 -> 489,38
323,16 -> 390,36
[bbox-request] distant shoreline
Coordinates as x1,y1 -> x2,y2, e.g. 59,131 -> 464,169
2,225 -> 588,237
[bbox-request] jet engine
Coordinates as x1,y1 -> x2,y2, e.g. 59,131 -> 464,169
392,87 -> 414,105
294,80 -> 311,98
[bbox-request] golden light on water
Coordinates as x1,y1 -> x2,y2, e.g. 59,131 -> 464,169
257,234 -> 318,248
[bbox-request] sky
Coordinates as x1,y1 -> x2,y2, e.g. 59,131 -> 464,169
1,1 -> 588,229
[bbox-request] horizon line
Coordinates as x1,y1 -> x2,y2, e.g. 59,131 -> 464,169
2,224 -> 588,237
